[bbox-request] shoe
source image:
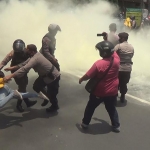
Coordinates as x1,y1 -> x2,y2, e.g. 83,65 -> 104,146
80,123 -> 88,129
26,100 -> 37,107
46,105 -> 59,112
38,91 -> 49,100
120,94 -> 125,103
14,90 -> 23,100
41,99 -> 49,107
16,105 -> 24,112
112,127 -> 120,133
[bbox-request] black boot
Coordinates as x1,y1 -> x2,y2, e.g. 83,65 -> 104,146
120,94 -> 125,103
41,99 -> 49,107
16,99 -> 24,112
46,105 -> 59,112
24,98 -> 37,107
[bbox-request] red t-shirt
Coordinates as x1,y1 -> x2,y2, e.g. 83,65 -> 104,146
86,52 -> 120,97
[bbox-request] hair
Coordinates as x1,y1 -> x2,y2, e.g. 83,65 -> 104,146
118,32 -> 129,41
109,23 -> 117,32
27,44 -> 37,52
0,71 -> 5,78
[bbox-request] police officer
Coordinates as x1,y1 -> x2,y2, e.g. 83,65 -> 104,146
40,23 -> 61,71
114,32 -> 134,103
40,24 -> 61,112
3,44 -> 60,112
0,39 -> 37,112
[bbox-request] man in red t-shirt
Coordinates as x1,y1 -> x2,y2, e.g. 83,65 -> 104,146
79,41 -> 120,133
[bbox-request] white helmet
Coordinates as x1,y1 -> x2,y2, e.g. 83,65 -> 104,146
48,24 -> 61,32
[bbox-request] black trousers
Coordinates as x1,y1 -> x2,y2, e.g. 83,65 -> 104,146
33,76 -> 60,106
118,71 -> 131,95
82,94 -> 120,128
14,75 -> 30,106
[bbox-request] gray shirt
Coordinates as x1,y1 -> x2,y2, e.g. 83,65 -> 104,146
114,41 -> 134,72
107,32 -> 119,46
14,52 -> 60,84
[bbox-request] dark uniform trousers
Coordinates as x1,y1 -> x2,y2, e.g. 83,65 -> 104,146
82,94 -> 120,128
11,53 -> 30,107
118,71 -> 131,95
33,76 -> 60,107
13,74 -> 29,106
14,75 -> 28,92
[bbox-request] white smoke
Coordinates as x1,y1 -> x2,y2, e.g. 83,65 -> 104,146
0,0 -> 118,73
0,0 -> 150,100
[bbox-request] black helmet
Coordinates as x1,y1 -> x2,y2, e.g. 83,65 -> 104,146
95,41 -> 114,58
13,39 -> 25,52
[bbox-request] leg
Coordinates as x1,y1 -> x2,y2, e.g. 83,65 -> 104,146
82,94 -> 102,125
33,76 -> 49,106
104,96 -> 120,129
0,86 -> 14,108
46,76 -> 60,112
21,92 -> 49,100
118,71 -> 131,102
14,75 -> 37,112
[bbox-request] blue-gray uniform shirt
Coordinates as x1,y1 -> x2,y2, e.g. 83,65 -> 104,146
13,52 -> 60,84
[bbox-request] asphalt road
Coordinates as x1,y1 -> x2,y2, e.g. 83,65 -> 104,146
0,72 -> 150,150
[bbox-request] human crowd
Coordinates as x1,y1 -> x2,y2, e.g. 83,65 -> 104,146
0,23 -> 134,133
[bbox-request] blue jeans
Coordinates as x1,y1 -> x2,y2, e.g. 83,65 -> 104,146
82,94 -> 120,128
0,85 -> 39,108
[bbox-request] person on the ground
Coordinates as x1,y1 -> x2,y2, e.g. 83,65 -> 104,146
79,41 -> 120,133
0,39 -> 37,112
0,71 -> 49,108
114,32 -> 134,103
4,44 -> 60,113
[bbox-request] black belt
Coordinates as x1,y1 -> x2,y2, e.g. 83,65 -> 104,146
120,62 -> 133,64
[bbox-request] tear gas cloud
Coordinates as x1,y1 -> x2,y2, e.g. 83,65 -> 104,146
0,0 -> 150,98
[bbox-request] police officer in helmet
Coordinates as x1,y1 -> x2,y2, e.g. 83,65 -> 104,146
40,24 -> 61,112
0,39 -> 37,112
40,24 -> 61,71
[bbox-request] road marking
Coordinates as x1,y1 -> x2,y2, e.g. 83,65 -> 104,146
126,93 -> 150,105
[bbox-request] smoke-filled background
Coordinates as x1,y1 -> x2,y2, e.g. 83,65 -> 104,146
0,0 -> 150,101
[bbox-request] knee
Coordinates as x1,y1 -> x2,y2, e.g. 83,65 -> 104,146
18,85 -> 26,93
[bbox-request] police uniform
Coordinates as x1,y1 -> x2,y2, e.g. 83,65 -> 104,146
114,33 -> 134,102
0,50 -> 35,111
40,33 -> 60,71
39,24 -> 61,111
13,52 -> 60,111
